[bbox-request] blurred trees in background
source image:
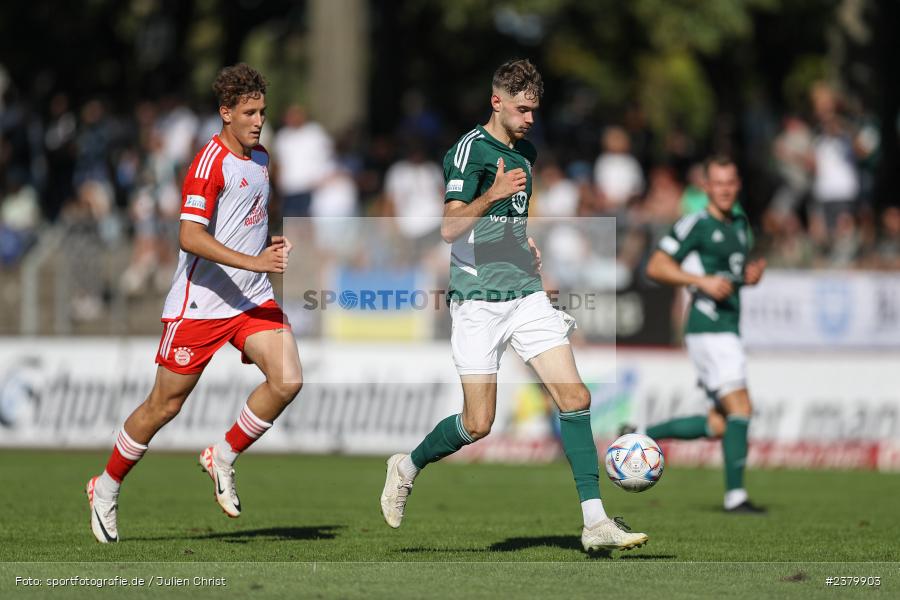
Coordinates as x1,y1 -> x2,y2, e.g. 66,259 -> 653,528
1,0 -> 896,208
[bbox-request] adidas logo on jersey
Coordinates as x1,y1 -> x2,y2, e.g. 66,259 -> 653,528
239,177 -> 249,188
711,230 -> 725,243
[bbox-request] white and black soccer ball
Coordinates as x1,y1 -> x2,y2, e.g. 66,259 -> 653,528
605,433 -> 664,492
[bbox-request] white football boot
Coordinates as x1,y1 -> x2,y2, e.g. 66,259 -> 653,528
199,446 -> 241,518
380,453 -> 414,528
581,517 -> 648,552
86,476 -> 119,543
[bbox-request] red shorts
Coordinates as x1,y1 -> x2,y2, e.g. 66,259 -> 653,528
156,300 -> 291,374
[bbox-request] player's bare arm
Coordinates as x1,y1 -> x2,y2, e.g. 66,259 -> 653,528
527,236 -> 542,272
441,157 -> 526,242
179,220 -> 288,273
744,258 -> 766,286
646,249 -> 733,301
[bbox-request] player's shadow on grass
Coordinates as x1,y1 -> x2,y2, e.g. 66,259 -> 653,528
133,525 -> 342,544
401,536 -> 676,560
488,536 -> 675,560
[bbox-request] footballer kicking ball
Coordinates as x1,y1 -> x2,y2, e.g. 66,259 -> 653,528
605,433 -> 664,492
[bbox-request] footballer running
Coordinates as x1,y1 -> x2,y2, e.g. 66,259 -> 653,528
642,155 -> 767,514
86,64 -> 303,542
380,59 -> 648,552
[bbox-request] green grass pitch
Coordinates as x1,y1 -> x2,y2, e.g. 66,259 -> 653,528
1,450 -> 897,598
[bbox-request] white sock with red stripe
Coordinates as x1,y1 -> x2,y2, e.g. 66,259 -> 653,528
216,403 -> 272,466
98,428 -> 149,496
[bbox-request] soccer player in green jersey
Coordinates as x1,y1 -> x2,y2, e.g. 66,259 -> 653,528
380,59 -> 648,552
644,155 -> 767,514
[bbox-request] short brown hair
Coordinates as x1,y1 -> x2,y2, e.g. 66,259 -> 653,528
704,154 -> 737,176
213,63 -> 267,108
492,59 -> 543,102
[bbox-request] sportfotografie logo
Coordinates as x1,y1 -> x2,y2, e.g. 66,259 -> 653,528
301,289 -> 600,311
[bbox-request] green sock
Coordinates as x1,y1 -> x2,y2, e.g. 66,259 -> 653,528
410,414 -> 474,469
722,415 -> 750,491
559,409 -> 600,502
647,415 -> 710,440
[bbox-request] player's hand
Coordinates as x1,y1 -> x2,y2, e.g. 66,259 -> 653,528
527,236 -> 542,272
271,235 -> 292,256
487,157 -> 526,202
698,275 -> 733,301
254,240 -> 288,273
744,258 -> 766,285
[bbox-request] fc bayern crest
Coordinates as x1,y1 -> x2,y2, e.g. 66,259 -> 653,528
173,347 -> 194,366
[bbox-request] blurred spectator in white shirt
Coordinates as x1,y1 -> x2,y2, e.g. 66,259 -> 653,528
383,140 -> 444,263
771,115 -> 814,214
535,161 -> 578,218
0,168 -> 40,265
809,83 -> 860,232
273,104 -> 336,217
593,126 -> 644,213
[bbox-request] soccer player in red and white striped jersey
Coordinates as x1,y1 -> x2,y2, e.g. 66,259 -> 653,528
85,64 -> 303,543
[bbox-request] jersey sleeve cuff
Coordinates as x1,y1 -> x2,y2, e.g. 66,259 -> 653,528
180,213 -> 210,226
659,235 -> 680,256
445,194 -> 475,204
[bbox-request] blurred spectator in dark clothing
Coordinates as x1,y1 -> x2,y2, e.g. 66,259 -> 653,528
762,208 -> 815,269
873,207 -> 900,270
73,99 -> 113,188
42,93 -> 77,221
827,212 -> 862,268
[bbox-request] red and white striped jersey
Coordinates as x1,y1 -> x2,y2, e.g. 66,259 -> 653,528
162,135 -> 274,321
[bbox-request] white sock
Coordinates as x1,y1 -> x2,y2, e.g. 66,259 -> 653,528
214,440 -> 240,466
96,471 -> 121,498
581,498 -> 607,528
398,455 -> 420,481
724,488 -> 748,510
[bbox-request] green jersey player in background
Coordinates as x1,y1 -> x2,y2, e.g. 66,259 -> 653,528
380,59 -> 648,552
643,155 -> 767,514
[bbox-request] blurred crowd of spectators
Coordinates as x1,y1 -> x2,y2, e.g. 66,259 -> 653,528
0,77 -> 893,299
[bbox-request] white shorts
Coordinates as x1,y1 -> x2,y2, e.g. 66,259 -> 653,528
684,332 -> 747,401
450,292 -> 575,375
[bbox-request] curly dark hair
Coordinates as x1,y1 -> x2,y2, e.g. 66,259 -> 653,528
492,59 -> 543,101
212,63 -> 267,108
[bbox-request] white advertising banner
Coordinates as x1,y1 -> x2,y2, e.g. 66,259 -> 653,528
740,270 -> 900,348
0,339 -> 537,455
1,339 -> 899,470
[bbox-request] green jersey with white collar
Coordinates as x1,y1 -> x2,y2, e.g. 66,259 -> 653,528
442,124 -> 542,302
658,207 -> 752,335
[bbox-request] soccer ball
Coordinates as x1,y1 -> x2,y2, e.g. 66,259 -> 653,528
605,433 -> 664,492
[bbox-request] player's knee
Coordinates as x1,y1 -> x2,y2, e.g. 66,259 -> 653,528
727,397 -> 752,418
146,389 -> 185,423
270,378 -> 302,404
707,417 -> 726,438
569,385 -> 591,411
155,397 -> 184,423
465,419 -> 493,441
